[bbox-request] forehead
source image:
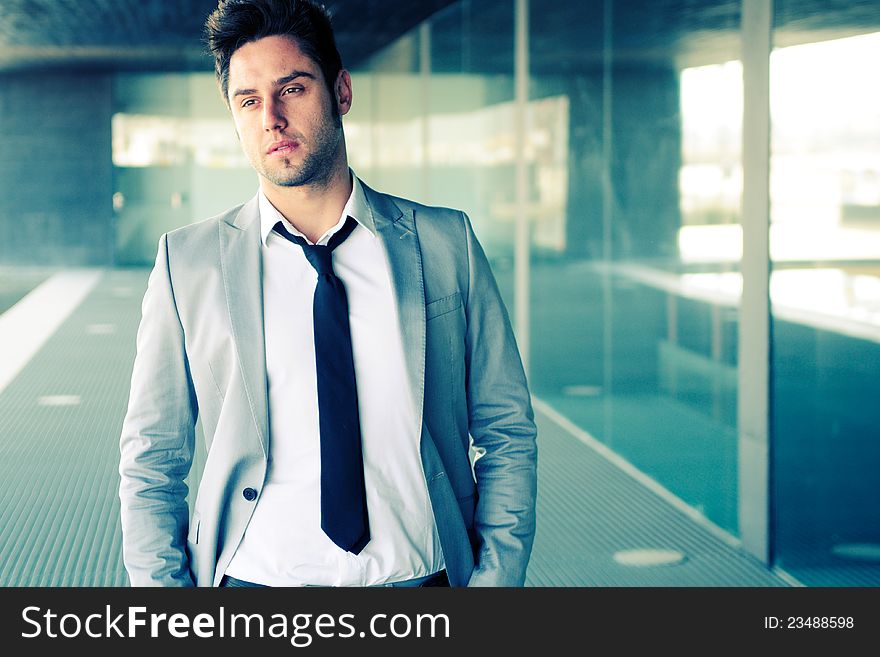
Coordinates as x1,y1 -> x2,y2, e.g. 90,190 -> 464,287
228,34 -> 322,88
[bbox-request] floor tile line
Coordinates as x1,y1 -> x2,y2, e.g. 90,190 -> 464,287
0,268 -> 103,396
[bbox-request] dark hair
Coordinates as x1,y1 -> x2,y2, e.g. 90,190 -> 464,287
205,0 -> 343,106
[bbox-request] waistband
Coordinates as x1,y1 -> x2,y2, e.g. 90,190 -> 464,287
220,570 -> 448,588
378,570 -> 449,588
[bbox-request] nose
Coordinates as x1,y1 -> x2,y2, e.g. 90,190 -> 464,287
262,97 -> 287,132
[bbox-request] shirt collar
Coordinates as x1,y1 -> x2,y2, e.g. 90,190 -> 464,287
258,170 -> 374,246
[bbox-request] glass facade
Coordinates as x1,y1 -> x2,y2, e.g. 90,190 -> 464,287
771,2 -> 880,586
349,0 -> 879,585
527,1 -> 742,536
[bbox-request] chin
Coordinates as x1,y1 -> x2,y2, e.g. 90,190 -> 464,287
260,164 -> 302,186
268,172 -> 312,188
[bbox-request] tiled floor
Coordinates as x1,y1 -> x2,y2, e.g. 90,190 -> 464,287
0,267 -> 789,587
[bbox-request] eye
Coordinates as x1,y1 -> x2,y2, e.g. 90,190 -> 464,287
282,85 -> 303,96
240,98 -> 258,109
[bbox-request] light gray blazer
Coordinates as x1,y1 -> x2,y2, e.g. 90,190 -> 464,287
118,182 -> 537,587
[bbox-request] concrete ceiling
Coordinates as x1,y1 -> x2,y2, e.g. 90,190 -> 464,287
425,0 -> 880,76
0,0 -> 457,73
0,0 -> 877,75
527,0 -> 880,74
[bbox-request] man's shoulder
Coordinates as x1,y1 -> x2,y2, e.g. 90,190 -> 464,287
361,181 -> 465,224
387,193 -> 461,217
163,198 -> 255,249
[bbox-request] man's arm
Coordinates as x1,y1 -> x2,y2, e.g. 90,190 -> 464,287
461,212 -> 538,587
119,233 -> 197,587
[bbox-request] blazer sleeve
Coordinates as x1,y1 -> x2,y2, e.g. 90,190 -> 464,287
118,233 -> 197,587
461,211 -> 538,587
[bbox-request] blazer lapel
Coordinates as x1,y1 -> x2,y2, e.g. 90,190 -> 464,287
219,196 -> 269,456
362,183 -> 426,428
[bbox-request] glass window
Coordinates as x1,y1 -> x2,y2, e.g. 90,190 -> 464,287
528,0 -> 743,536
771,1 -> 880,586
111,73 -> 254,265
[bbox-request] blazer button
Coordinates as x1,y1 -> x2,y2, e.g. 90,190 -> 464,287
242,487 -> 258,501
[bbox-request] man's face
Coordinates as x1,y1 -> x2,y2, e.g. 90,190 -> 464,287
227,34 -> 351,189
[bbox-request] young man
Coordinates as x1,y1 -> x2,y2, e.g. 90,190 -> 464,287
119,0 -> 537,588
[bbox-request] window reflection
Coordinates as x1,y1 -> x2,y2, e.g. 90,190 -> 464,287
771,22 -> 880,585
678,32 -> 880,331
679,60 -> 743,264
771,32 -> 880,263
112,114 -> 247,168
347,90 -> 569,255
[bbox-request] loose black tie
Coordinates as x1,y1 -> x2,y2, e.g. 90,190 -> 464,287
273,216 -> 370,554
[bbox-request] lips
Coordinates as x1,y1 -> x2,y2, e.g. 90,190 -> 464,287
267,139 -> 298,155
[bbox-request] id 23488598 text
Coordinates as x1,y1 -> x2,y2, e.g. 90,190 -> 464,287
764,617 -> 853,629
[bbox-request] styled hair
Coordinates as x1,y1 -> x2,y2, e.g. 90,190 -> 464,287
205,0 -> 343,106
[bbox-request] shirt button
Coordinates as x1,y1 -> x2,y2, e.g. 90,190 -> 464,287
242,487 -> 258,501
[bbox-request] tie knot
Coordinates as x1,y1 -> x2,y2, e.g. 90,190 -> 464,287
302,244 -> 333,276
273,216 -> 358,277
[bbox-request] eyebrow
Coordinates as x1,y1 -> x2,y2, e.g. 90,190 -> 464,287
231,70 -> 317,99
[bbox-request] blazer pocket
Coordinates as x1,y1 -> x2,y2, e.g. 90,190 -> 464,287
426,292 -> 462,321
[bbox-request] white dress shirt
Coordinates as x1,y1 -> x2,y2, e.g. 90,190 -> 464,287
225,173 -> 444,586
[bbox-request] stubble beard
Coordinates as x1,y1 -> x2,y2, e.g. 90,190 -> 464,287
258,112 -> 343,189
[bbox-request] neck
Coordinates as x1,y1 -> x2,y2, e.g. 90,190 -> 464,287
261,160 -> 352,244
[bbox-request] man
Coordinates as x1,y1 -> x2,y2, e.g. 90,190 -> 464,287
119,0 -> 537,588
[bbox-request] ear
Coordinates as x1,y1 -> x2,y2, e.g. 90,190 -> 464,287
335,69 -> 353,116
